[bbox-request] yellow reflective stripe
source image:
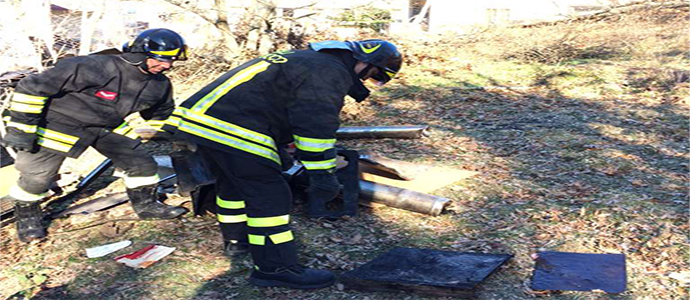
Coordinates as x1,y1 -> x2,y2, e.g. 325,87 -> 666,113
385,70 -> 396,79
269,231 -> 294,245
113,122 -> 131,134
178,122 -> 280,164
165,116 -> 182,128
6,121 -> 37,133
172,107 -> 186,116
248,234 -> 266,245
181,108 -> 276,150
150,48 -> 181,56
301,158 -> 337,170
218,214 -> 248,223
12,93 -> 48,104
217,197 -> 245,209
147,120 -> 165,126
113,128 -> 135,136
360,43 -> 381,54
9,186 -> 46,201
293,135 -> 336,152
247,215 -> 289,228
146,120 -> 166,131
36,128 -> 79,144
10,102 -> 43,114
178,108 -> 277,150
114,121 -> 128,130
112,122 -> 139,139
123,174 -> 160,188
125,130 -> 139,139
37,137 -> 71,152
192,61 -> 271,113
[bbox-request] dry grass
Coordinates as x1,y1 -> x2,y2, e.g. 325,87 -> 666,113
1,3 -> 689,300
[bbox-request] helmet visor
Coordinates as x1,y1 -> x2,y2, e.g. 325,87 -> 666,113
149,45 -> 188,61
370,67 -> 396,85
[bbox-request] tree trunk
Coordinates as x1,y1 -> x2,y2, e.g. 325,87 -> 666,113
213,0 -> 241,56
81,1 -> 105,55
410,0 -> 432,26
35,0 -> 56,68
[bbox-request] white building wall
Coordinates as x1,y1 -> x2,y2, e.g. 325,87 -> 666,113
426,0 -> 637,33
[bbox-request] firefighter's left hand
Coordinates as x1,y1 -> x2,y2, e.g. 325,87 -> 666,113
1,127 -> 37,152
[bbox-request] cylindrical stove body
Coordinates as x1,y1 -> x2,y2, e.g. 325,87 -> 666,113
359,180 -> 450,216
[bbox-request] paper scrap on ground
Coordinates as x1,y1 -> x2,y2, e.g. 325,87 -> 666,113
86,240 -> 132,258
115,245 -> 176,268
669,271 -> 690,283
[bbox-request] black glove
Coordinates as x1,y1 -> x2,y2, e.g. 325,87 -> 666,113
306,172 -> 341,203
1,127 -> 37,152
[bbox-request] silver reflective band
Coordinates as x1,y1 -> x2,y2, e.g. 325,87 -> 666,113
124,174 -> 160,188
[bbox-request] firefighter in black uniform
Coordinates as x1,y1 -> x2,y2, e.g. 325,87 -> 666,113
2,29 -> 189,243
163,40 -> 403,289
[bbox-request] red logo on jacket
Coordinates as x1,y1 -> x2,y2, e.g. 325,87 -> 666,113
95,90 -> 118,100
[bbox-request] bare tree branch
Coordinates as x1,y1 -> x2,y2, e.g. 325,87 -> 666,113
161,0 -> 240,54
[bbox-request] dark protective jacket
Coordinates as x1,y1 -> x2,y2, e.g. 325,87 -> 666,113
6,53 -> 174,158
164,49 -> 360,173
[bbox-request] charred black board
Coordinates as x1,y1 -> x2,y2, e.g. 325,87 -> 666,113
340,247 -> 512,297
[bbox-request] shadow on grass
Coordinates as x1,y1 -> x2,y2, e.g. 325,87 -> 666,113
337,73 -> 686,298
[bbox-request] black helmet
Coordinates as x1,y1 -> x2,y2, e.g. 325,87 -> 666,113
123,28 -> 188,61
347,40 -> 402,84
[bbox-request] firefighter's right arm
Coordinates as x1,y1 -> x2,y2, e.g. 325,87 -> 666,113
6,57 -> 104,133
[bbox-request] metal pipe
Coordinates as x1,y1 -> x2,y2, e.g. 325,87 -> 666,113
75,159 -> 113,190
336,126 -> 429,139
359,180 -> 450,216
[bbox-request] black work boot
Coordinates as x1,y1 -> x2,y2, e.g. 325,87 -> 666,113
127,185 -> 188,219
249,265 -> 335,289
223,240 -> 249,257
13,199 -> 47,243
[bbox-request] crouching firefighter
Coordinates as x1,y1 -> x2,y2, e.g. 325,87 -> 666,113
163,40 -> 403,289
1,28 -> 190,243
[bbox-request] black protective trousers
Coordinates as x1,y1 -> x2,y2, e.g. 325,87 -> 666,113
198,146 -> 298,269
14,132 -> 158,197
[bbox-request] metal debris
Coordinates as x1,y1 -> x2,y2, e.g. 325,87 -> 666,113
530,251 -> 627,293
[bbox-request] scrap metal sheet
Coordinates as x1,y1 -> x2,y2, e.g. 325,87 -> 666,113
530,251 -> 627,293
